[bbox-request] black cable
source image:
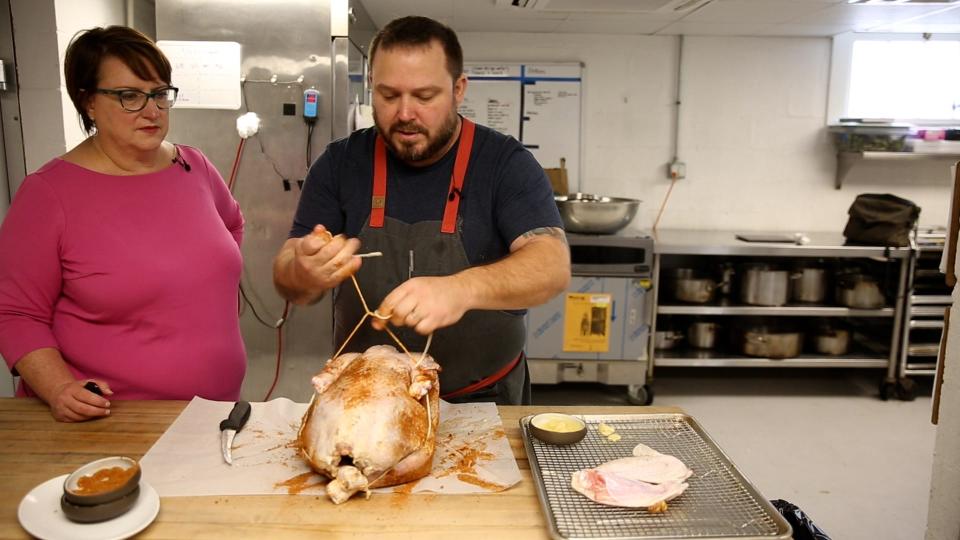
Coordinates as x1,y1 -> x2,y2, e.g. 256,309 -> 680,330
239,282 -> 283,329
240,81 -> 288,181
306,122 -> 315,170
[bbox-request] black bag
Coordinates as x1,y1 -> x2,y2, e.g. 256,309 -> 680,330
770,499 -> 832,540
843,193 -> 920,247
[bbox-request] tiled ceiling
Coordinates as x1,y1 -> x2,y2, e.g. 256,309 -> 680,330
357,0 -> 960,36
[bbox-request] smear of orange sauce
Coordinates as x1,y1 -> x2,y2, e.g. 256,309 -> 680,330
456,473 -> 507,492
392,480 -> 418,494
438,444 -> 495,478
275,471 -> 326,495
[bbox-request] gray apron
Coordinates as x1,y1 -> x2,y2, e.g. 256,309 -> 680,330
332,118 -> 530,405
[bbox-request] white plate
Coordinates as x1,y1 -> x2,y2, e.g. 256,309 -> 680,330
18,474 -> 160,540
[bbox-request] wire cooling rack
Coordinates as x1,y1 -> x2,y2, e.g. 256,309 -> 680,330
520,413 -> 792,540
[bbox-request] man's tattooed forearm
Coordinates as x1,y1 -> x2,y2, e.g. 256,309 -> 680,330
521,227 -> 568,244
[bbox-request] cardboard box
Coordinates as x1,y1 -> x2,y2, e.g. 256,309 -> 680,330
543,157 -> 568,195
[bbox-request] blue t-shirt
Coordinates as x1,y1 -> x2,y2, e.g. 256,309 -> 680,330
290,123 -> 562,265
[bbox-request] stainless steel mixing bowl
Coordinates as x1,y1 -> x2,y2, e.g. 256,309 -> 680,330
555,193 -> 640,234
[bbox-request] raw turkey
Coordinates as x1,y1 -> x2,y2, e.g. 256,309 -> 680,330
571,443 -> 692,511
298,345 -> 440,504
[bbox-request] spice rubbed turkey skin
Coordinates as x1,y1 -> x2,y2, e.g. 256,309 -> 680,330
298,345 -> 440,504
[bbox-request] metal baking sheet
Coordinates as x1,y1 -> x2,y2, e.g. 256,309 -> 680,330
520,413 -> 792,540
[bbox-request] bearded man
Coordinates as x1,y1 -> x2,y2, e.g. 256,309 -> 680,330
273,16 -> 570,405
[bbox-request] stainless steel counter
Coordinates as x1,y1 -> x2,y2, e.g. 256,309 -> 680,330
652,229 -> 911,259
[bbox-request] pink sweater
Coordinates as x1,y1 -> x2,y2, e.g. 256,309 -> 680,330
0,145 -> 246,400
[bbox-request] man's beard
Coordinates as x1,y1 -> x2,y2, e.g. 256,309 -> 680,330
374,108 -> 459,164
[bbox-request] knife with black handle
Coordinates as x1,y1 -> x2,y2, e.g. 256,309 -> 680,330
220,401 -> 251,465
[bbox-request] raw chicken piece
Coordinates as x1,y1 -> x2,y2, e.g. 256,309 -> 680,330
298,345 -> 440,504
572,469 -> 687,508
631,442 -> 661,457
571,449 -> 692,510
595,454 -> 692,484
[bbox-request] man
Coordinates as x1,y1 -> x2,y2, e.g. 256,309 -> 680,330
273,16 -> 570,405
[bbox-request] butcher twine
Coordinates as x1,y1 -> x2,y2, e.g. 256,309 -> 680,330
332,271 -> 435,444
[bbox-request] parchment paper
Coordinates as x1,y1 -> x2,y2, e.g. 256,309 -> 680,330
140,397 -> 520,498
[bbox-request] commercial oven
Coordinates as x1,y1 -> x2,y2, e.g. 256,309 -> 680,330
525,230 -> 655,404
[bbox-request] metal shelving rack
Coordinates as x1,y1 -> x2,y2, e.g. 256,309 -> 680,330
835,151 -> 960,189
828,123 -> 960,189
649,230 -> 912,397
898,229 -> 953,384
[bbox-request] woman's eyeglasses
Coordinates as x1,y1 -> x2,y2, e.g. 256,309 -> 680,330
95,87 -> 179,112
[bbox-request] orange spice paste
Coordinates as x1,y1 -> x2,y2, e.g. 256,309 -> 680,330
73,466 -> 137,495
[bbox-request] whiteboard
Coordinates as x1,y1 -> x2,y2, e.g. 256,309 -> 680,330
459,62 -> 582,190
460,80 -> 521,140
157,41 -> 242,110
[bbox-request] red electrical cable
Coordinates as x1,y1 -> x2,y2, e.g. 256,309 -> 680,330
227,138 -> 246,192
652,175 -> 678,232
224,134 -> 287,401
263,301 -> 290,401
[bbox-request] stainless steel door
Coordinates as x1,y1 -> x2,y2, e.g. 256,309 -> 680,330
157,0 -> 337,400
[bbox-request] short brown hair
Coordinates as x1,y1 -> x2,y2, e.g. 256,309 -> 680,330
369,16 -> 463,82
64,26 -> 172,134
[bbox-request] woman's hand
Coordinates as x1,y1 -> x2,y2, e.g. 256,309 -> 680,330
13,348 -> 114,422
48,379 -> 113,422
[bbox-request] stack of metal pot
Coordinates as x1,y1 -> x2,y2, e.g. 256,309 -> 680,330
835,270 -> 885,309
665,268 -> 726,304
688,321 -> 721,349
790,263 -> 827,304
814,326 -> 850,355
740,264 -> 789,307
742,324 -> 803,359
653,329 -> 684,350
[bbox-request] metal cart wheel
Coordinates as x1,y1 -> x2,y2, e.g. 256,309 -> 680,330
880,379 -> 897,401
895,378 -> 917,401
880,378 -> 917,401
627,384 -> 654,406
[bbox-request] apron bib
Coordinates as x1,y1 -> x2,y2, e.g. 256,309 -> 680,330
332,118 -> 529,404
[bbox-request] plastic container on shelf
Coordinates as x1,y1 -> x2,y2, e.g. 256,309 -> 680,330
909,139 -> 960,154
916,129 -> 946,141
828,123 -> 912,152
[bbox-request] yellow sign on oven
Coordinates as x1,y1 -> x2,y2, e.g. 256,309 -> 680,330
563,292 -> 611,352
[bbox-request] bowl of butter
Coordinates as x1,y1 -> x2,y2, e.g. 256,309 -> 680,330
529,413 -> 587,445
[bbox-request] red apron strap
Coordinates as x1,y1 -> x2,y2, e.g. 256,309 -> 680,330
371,135 -> 388,228
440,118 -> 476,234
441,352 -> 522,400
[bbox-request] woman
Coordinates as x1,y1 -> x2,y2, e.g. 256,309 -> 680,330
0,26 -> 246,421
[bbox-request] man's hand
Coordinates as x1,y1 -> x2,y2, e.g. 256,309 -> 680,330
371,275 -> 469,335
49,379 -> 113,422
276,225 -> 362,304
370,226 -> 569,335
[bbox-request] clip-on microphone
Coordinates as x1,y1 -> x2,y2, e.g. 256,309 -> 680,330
172,146 -> 191,172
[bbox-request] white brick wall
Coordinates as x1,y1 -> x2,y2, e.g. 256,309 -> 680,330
459,32 -> 953,232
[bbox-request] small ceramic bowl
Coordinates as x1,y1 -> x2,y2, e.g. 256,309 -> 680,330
62,456 -> 141,507
60,485 -> 141,523
529,413 -> 587,445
